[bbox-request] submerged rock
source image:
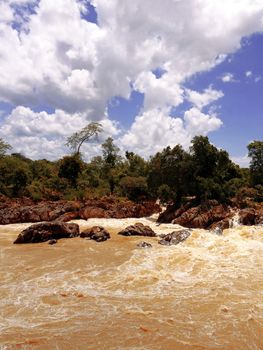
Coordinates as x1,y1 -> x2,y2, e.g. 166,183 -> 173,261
137,241 -> 152,248
118,223 -> 156,237
14,222 -> 79,244
80,226 -> 110,242
158,230 -> 191,246
48,239 -> 57,245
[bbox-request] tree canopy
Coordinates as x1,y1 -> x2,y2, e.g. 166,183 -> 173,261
0,138 -> 12,157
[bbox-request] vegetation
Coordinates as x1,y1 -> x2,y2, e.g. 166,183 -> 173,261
0,134 -> 262,204
66,122 -> 103,156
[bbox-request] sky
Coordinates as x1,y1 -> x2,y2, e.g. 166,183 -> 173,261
0,0 -> 262,166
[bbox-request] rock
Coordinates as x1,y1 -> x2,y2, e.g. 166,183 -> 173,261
48,239 -> 57,245
137,241 -> 152,248
239,208 -> 256,225
118,223 -> 156,237
14,222 -> 79,244
158,230 -> 191,246
79,208 -> 108,220
80,226 -> 110,242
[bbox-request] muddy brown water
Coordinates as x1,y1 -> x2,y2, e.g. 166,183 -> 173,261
0,217 -> 262,350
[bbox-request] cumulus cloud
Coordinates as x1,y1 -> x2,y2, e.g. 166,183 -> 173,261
0,106 -> 120,159
119,106 -> 223,157
231,155 -> 250,168
221,73 -> 236,83
186,87 -> 224,110
0,0 -> 263,158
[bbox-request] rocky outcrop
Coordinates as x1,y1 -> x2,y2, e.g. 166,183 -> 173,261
14,222 -> 79,244
137,241 -> 152,248
0,201 -> 80,225
172,204 -> 231,229
158,200 -> 263,230
118,223 -> 156,237
80,226 -> 110,242
158,230 -> 191,246
0,197 -> 160,225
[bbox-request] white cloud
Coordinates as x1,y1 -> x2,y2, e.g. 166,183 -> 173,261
119,106 -> 223,157
231,155 -> 250,168
221,73 -> 236,83
186,87 -> 224,110
0,0 -> 263,158
246,70 -> 253,77
0,106 -> 120,159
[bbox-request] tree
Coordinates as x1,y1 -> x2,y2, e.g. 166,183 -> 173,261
58,155 -> 83,187
101,137 -> 122,193
66,122 -> 103,156
248,140 -> 263,186
101,137 -> 121,168
0,138 -> 11,157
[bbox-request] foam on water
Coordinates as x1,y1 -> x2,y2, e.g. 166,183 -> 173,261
0,217 -> 263,349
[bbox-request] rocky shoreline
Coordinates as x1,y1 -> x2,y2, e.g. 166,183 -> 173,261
158,200 -> 263,230
0,196 -> 160,225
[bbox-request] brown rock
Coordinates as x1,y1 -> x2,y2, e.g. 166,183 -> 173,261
80,226 -> 110,242
79,207 -> 108,220
158,230 -> 191,246
14,222 -> 79,244
118,223 -> 156,237
137,241 -> 152,248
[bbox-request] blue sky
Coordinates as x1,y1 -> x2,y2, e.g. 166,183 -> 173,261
0,0 -> 262,163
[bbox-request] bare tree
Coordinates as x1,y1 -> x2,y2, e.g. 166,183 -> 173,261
66,122 -> 103,156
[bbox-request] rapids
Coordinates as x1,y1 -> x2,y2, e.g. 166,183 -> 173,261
0,216 -> 262,349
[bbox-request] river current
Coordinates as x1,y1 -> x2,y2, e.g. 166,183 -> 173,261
0,216 -> 262,349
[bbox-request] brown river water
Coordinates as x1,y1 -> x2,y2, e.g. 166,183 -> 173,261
0,216 -> 263,350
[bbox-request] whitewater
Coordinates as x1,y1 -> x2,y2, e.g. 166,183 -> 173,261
0,216 -> 262,349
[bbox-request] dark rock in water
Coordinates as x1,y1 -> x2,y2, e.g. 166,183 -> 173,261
211,227 -> 223,235
48,239 -> 57,245
80,226 -> 110,242
137,241 -> 152,248
239,208 -> 256,225
14,222 -> 79,244
158,230 -> 191,246
118,223 -> 156,237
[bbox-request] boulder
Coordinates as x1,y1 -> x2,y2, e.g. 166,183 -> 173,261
80,226 -> 110,242
14,222 -> 79,244
239,208 -> 256,225
158,230 -> 191,246
48,239 -> 57,245
118,223 -> 156,237
137,241 -> 152,248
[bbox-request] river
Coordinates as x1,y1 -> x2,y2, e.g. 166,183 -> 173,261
0,217 -> 262,349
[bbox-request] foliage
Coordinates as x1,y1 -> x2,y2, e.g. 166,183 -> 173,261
0,138 -> 12,157
248,140 -> 263,186
58,155 -> 83,187
119,176 -> 148,201
0,135 -> 260,205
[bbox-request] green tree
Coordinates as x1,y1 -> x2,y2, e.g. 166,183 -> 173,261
66,122 -> 103,156
101,137 -> 122,193
0,138 -> 12,157
248,140 -> 263,186
58,155 -> 83,187
119,176 -> 148,201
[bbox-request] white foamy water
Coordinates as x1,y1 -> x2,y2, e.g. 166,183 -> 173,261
0,216 -> 263,349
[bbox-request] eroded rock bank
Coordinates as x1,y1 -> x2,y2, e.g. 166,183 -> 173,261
0,196 -> 160,225
157,200 -> 263,229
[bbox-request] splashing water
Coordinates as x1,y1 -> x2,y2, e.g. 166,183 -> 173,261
0,217 -> 262,349
229,210 -> 241,228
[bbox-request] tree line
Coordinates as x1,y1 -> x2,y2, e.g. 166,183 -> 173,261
0,123 -> 262,204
